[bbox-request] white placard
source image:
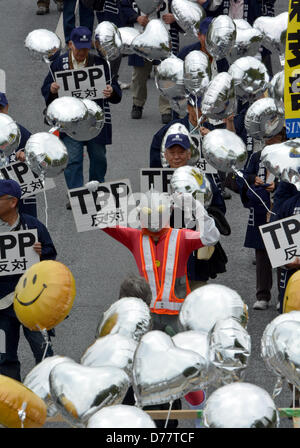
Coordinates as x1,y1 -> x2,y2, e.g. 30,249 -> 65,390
0,230 -> 39,276
55,66 -> 107,100
259,214 -> 300,268
140,168 -> 174,194
0,161 -> 55,199
68,179 -> 133,232
189,133 -> 218,174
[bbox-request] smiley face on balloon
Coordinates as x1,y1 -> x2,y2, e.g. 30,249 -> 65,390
14,260 -> 76,331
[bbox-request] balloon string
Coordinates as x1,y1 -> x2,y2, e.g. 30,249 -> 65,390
44,57 -> 56,82
37,325 -> 52,361
106,59 -> 112,86
164,400 -> 173,428
18,401 -> 27,428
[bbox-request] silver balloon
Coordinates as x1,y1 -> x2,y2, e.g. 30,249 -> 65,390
81,333 -> 137,375
96,297 -> 152,343
161,122 -> 199,167
171,0 -> 206,37
201,72 -> 236,120
131,19 -> 172,61
94,21 -> 123,61
206,15 -> 236,61
49,360 -> 130,426
244,97 -> 284,140
253,12 -> 288,60
227,19 -> 263,64
0,114 -> 21,158
269,70 -> 284,113
25,29 -> 61,61
135,0 -> 164,15
173,330 -> 217,388
170,165 -> 213,207
203,382 -> 279,428
132,330 -> 205,406
209,318 -> 251,385
86,405 -> 157,428
118,27 -> 141,55
81,99 -> 105,139
228,56 -> 269,103
179,284 -> 248,334
155,56 -> 185,105
25,132 -> 68,178
183,50 -> 211,95
23,356 -> 74,417
202,129 -> 247,173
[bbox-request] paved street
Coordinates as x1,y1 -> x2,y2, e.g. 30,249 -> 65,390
0,0 -> 293,428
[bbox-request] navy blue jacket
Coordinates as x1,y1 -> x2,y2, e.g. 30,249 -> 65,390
0,213 -> 57,302
204,0 -> 262,26
41,51 -> 122,146
96,0 -> 126,27
177,42 -> 230,73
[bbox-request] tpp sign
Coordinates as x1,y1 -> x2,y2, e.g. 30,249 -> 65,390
0,230 -> 39,276
55,66 -> 107,100
259,214 -> 300,268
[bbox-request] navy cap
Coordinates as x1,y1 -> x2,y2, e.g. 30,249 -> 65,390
188,94 -> 202,108
199,17 -> 214,35
70,26 -> 92,49
0,92 -> 8,108
165,133 -> 191,150
0,179 -> 21,199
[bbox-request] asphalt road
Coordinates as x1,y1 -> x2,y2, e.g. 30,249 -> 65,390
0,0 -> 293,429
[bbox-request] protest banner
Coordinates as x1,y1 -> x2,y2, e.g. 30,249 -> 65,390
0,230 -> 39,276
55,66 -> 107,100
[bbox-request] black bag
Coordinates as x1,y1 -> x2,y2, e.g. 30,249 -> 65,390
224,172 -> 240,194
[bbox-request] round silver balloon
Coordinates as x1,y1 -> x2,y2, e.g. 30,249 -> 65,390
25,132 -> 68,178
131,19 -> 172,61
201,72 -> 236,121
80,333 -> 137,375
25,29 -> 61,61
86,405 -> 157,428
132,330 -> 205,407
228,56 -> 269,103
183,50 -> 211,96
269,70 -> 284,113
49,360 -> 130,426
23,355 -> 74,417
135,0 -> 164,15
170,165 -> 213,207
227,19 -> 263,64
203,382 -> 279,428
161,122 -> 199,167
171,0 -> 206,37
96,297 -> 152,343
244,97 -> 284,140
206,15 -> 236,61
253,12 -> 288,59
202,129 -> 247,173
209,318 -> 251,385
81,99 -> 105,139
155,56 -> 185,105
179,284 -> 248,334
118,27 -> 141,55
94,21 -> 123,61
0,114 -> 21,158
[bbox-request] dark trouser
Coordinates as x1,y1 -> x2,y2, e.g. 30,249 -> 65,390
0,305 -> 53,381
63,0 -> 95,44
256,248 -> 273,302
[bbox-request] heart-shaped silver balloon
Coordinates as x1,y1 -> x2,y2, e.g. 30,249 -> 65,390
81,333 -> 137,375
170,165 -> 213,207
244,97 -> 284,140
25,29 -> 61,61
132,330 -> 205,406
96,297 -> 152,343
25,132 -> 68,178
131,19 -> 172,61
94,21 -> 123,61
155,55 -> 185,104
179,284 -> 248,334
118,27 -> 141,55
206,15 -> 236,61
81,99 -> 105,139
183,50 -> 211,96
86,404 -> 156,428
135,0 -> 164,15
23,355 -> 73,417
228,56 -> 269,103
49,361 -> 130,426
171,0 -> 206,37
253,12 -> 288,60
0,114 -> 21,158
227,19 -> 263,64
203,382 -> 279,428
201,72 -> 236,120
202,129 -> 247,173
269,70 -> 284,113
161,122 -> 199,167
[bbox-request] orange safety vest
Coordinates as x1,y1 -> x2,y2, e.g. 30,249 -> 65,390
140,228 -> 191,315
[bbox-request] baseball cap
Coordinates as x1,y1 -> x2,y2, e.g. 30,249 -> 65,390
0,92 -> 8,108
0,179 -> 22,199
199,17 -> 214,35
165,133 -> 191,150
70,26 -> 92,49
188,94 -> 202,108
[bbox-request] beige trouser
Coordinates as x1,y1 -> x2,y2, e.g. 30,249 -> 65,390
131,60 -> 171,115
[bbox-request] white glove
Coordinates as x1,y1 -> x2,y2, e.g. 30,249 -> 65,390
193,198 -> 220,246
85,181 -> 100,192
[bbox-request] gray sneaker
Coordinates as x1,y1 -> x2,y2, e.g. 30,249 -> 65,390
253,300 -> 268,310
36,5 -> 50,14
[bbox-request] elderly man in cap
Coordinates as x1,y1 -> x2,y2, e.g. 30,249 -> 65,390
0,179 -> 57,381
41,26 -> 122,209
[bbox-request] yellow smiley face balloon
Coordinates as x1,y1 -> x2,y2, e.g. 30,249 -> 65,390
13,260 -> 76,331
283,270 -> 300,313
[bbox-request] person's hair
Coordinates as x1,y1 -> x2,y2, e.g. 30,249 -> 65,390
0,104 -> 6,112
119,274 -> 152,307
